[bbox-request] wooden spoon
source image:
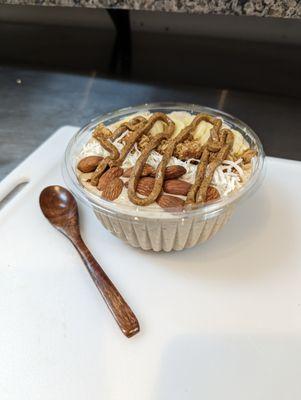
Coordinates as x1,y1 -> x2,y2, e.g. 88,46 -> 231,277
39,185 -> 140,338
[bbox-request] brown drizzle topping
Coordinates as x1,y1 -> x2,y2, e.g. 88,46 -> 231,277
90,116 -> 147,186
80,112 -> 249,209
127,113 -> 175,206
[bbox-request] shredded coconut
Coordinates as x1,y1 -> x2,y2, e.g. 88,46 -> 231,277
223,159 -> 244,179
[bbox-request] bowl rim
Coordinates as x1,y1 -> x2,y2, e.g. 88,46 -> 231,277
63,102 -> 265,220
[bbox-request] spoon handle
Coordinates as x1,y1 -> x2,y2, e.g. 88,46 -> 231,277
72,235 -> 140,338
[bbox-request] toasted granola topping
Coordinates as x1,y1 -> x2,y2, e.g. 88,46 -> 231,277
174,139 -> 204,160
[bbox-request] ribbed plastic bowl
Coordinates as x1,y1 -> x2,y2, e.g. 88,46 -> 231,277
63,103 -> 265,252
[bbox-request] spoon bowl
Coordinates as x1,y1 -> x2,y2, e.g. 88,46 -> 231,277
40,185 -> 78,224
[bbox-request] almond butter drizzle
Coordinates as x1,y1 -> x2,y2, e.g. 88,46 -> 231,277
127,113 -> 175,206
186,127 -> 234,205
90,116 -> 147,186
89,112 -> 234,207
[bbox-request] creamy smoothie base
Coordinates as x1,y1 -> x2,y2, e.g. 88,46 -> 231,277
64,105 -> 263,251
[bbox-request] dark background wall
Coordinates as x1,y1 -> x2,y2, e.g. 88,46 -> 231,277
1,5 -> 301,97
1,5 -> 301,179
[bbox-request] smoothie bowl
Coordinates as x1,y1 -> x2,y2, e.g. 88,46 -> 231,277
63,103 -> 264,251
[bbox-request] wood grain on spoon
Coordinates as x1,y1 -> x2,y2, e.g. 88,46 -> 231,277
39,185 -> 140,338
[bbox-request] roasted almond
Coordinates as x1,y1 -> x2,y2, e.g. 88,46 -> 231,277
206,186 -> 220,202
151,165 -> 186,180
102,178 -> 123,201
123,163 -> 155,178
142,164 -> 156,176
97,166 -> 123,190
124,177 -> 155,195
136,177 -> 155,197
163,179 -> 191,196
123,167 -> 133,178
77,156 -> 103,173
156,194 -> 184,211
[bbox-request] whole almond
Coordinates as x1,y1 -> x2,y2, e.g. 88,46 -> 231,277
123,167 -> 133,178
156,194 -> 184,211
77,156 -> 103,173
102,178 -> 123,201
136,177 -> 155,196
97,166 -> 123,190
206,186 -> 220,202
151,165 -> 186,180
142,164 -> 156,176
123,163 -> 155,178
163,179 -> 191,196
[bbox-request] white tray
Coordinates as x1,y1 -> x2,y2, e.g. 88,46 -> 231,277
1,126 -> 301,400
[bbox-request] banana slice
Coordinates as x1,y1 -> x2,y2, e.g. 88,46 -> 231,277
168,111 -> 193,138
109,112 -> 150,131
194,121 -> 212,144
231,128 -> 249,153
149,120 -> 165,136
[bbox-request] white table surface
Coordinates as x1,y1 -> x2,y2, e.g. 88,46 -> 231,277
1,126 -> 301,400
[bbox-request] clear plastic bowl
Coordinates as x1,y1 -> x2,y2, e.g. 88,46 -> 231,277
63,102 -> 265,251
